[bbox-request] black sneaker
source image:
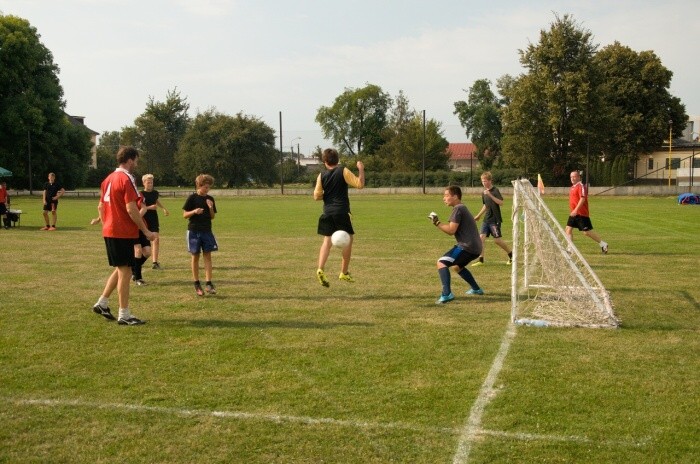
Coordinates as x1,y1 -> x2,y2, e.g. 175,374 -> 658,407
118,316 -> 145,325
133,279 -> 147,286
152,262 -> 161,270
194,282 -> 204,296
92,303 -> 116,321
205,282 -> 216,294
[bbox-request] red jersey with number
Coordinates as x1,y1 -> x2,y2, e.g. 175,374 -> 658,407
569,181 -> 590,217
100,168 -> 140,238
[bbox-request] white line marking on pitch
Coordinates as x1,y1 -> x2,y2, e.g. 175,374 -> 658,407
3,396 -> 645,451
452,322 -> 517,464
6,397 -> 454,434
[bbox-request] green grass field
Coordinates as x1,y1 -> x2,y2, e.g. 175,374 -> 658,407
1,193 -> 698,463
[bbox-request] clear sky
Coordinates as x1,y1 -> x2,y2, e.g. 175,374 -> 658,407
2,0 -> 698,155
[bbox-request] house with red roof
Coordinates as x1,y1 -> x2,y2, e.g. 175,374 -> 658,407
447,143 -> 479,172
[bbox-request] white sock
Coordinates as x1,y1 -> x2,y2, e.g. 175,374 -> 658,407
97,297 -> 109,308
600,240 -> 608,248
118,308 -> 130,319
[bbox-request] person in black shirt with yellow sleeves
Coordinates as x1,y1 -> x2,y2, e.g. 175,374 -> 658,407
313,148 -> 364,287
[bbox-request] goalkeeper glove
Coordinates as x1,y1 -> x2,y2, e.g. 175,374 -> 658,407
428,212 -> 440,226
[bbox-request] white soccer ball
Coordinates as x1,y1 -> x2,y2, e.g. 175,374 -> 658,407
331,230 -> 351,249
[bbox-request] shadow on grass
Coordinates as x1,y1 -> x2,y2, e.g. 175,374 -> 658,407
679,290 -> 700,310
160,318 -> 375,330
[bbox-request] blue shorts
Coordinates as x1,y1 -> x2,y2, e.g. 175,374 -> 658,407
187,230 -> 218,254
480,222 -> 503,238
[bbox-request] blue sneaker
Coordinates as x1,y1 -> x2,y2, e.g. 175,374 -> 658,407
435,293 -> 455,304
466,288 -> 484,295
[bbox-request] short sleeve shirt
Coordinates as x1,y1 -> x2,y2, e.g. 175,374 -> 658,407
569,182 -> 589,217
449,203 -> 482,255
183,193 -> 217,232
100,168 -> 140,238
482,187 -> 503,224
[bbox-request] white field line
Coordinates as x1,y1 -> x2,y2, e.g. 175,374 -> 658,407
452,322 -> 517,464
3,394 -> 646,452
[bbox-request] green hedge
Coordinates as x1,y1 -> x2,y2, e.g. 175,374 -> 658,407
306,169 -> 527,188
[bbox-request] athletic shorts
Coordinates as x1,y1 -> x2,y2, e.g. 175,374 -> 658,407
43,200 -> 58,212
480,222 -> 503,238
438,245 -> 480,269
104,237 -> 137,267
317,213 -> 354,236
567,215 -> 594,232
137,230 -> 151,249
187,230 -> 219,254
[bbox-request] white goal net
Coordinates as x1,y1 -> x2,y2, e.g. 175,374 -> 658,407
510,179 -> 619,328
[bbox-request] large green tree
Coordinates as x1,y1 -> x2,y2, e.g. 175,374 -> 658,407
315,84 -> 392,156
176,110 -> 277,187
0,14 -> 91,189
133,89 -> 190,185
368,91 -> 449,171
501,14 -> 605,182
594,41 -> 686,165
453,79 -> 503,170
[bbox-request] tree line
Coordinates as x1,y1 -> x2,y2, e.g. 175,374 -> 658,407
0,13 -> 687,189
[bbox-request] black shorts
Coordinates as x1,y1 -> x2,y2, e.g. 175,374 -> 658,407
137,231 -> 151,249
104,237 -> 137,267
438,245 -> 480,269
0,204 -> 6,215
317,213 -> 354,236
567,215 -> 594,232
43,200 -> 58,212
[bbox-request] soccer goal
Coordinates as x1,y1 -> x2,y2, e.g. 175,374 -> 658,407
510,179 -> 619,328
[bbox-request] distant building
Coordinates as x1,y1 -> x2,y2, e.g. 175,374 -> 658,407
447,142 -> 479,172
633,115 -> 700,186
65,114 -> 99,167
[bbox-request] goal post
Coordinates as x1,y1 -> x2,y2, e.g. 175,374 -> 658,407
510,179 -> 619,328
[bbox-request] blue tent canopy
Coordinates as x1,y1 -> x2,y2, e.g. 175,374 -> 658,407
0,167 -> 12,177
678,193 -> 700,205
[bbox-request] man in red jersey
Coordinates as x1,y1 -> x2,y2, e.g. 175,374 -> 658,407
92,146 -> 155,325
565,171 -> 608,254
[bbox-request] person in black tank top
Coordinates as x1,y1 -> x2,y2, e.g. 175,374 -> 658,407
313,148 -> 365,287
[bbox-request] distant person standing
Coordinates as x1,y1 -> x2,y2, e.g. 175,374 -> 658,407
565,170 -> 608,254
313,148 -> 365,287
41,172 -> 65,230
141,174 -> 169,270
183,174 -> 218,296
92,146 -> 155,325
0,181 -> 8,229
429,185 -> 484,304
471,171 -> 513,266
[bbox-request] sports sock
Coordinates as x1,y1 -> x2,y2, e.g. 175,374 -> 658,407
508,252 -> 513,259
458,268 -> 480,290
132,263 -> 142,280
97,296 -> 109,308
118,308 -> 130,319
438,267 -> 451,296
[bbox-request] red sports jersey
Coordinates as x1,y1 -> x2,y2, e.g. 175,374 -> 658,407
100,168 -> 140,238
569,181 -> 590,217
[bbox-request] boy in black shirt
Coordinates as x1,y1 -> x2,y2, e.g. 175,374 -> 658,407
313,148 -> 364,287
183,174 -> 218,296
